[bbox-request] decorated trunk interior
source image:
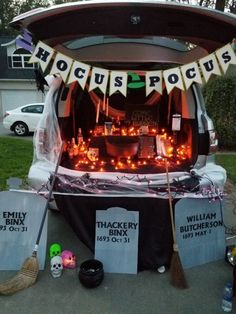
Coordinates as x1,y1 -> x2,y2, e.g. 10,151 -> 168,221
52,76 -> 198,174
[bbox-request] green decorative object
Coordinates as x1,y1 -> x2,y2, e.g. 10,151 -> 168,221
127,72 -> 145,89
50,243 -> 62,259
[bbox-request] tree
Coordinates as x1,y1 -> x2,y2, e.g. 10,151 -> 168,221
215,0 -> 226,10
0,0 -> 50,36
197,0 -> 236,12
52,0 -> 83,3
203,75 -> 236,149
18,0 -> 50,15
174,0 -> 236,13
52,0 -> 66,3
0,0 -> 20,36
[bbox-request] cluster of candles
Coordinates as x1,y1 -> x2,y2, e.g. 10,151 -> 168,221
93,122 -> 158,137
64,126 -> 190,172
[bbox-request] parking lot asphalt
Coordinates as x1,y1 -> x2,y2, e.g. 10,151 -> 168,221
0,123 -> 236,313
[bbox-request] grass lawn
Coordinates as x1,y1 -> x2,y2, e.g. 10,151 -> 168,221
0,137 -> 33,190
216,154 -> 236,184
0,136 -> 235,190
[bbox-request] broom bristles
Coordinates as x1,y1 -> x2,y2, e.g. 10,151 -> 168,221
0,252 -> 39,295
170,251 -> 188,289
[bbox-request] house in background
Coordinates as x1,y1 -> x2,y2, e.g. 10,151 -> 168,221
0,36 -> 46,121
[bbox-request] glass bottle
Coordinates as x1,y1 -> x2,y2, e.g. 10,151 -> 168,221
67,140 -> 74,159
221,282 -> 233,312
71,137 -> 78,157
77,128 -> 83,146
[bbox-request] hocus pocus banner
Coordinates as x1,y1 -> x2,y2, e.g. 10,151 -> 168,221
25,38 -> 236,96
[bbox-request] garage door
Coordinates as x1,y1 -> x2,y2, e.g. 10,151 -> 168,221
0,89 -> 45,120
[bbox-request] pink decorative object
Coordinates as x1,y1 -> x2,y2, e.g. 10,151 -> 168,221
61,250 -> 77,269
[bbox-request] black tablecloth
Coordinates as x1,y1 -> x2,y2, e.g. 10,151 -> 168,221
54,194 -> 178,271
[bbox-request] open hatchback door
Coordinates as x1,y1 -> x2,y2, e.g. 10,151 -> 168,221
10,0 -> 236,53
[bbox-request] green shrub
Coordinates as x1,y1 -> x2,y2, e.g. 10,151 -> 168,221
203,75 -> 236,149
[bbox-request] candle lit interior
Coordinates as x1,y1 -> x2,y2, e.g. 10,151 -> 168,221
52,78 -> 196,174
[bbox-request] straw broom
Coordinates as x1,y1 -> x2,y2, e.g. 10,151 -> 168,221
0,142 -> 64,295
165,158 -> 188,289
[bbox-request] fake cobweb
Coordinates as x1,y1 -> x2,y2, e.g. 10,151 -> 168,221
32,76 -> 62,166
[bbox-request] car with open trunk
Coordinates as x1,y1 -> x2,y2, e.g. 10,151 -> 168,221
10,1 -> 236,270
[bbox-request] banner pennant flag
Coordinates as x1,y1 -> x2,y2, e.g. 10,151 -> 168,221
50,52 -> 73,82
181,62 -> 202,90
89,67 -> 109,94
109,71 -> 127,96
163,67 -> 185,94
67,61 -> 90,89
29,41 -> 54,72
145,71 -> 162,96
199,53 -> 221,83
215,43 -> 236,73
23,32 -> 236,96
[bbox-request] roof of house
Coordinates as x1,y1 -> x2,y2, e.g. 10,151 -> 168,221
0,36 -> 35,80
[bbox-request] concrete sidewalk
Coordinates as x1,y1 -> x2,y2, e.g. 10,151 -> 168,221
0,182 -> 236,314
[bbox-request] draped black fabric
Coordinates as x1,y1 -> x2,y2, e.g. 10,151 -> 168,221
54,194 -> 178,271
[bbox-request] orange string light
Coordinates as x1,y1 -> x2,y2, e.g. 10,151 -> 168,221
68,127 -> 190,172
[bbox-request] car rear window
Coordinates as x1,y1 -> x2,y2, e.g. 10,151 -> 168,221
21,105 -> 44,113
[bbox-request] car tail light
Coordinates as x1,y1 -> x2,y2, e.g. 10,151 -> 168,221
3,112 -> 10,119
208,130 -> 218,154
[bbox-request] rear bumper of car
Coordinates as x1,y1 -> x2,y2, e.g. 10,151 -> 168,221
3,120 -> 12,131
28,160 -> 226,198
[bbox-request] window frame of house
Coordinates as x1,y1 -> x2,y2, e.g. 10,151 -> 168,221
9,48 -> 37,70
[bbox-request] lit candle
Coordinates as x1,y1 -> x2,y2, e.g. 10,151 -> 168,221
103,94 -> 106,111
96,101 -> 100,123
106,97 -> 109,116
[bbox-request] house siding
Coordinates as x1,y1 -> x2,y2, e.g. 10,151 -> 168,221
0,36 -> 45,121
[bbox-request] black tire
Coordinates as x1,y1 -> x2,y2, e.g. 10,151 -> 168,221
13,122 -> 29,136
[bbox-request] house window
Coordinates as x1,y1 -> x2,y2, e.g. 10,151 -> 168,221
8,48 -> 37,69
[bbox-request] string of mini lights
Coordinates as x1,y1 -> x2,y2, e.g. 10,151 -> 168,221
65,127 -> 190,173
53,171 -> 225,200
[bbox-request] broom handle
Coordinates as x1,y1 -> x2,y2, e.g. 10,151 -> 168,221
34,141 -> 64,251
165,158 -> 177,247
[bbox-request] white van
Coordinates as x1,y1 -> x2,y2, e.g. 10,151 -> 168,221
10,1 -> 236,270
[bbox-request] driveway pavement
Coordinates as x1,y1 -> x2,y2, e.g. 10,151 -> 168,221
0,122 -> 33,140
0,194 -> 236,314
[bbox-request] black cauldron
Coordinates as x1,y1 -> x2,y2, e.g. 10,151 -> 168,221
79,259 -> 104,288
105,136 -> 139,157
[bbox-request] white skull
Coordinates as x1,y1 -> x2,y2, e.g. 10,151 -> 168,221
50,256 -> 63,278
